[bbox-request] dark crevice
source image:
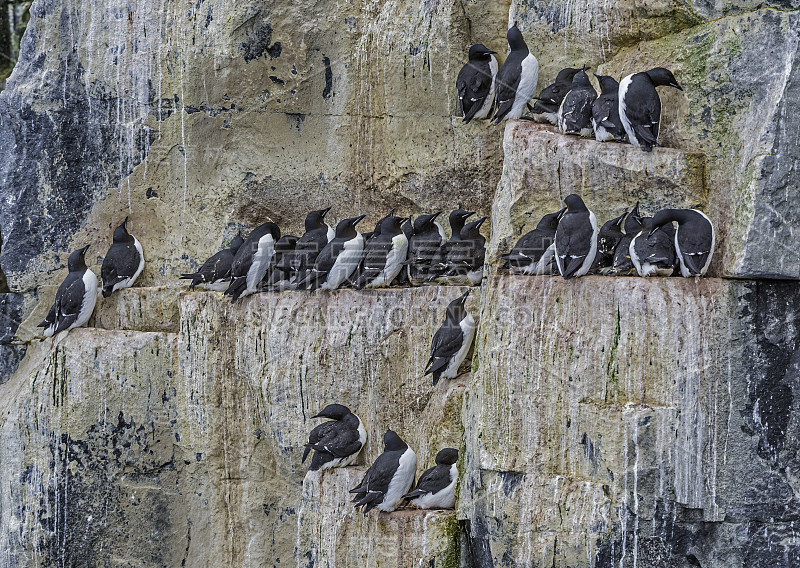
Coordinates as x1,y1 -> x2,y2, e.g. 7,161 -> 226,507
0,224 -> 9,293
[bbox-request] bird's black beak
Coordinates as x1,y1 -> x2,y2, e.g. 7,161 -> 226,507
474,216 -> 488,229
122,216 -> 129,228
353,214 -> 367,226
647,228 -> 657,238
459,290 -> 470,302
557,207 -> 568,221
80,245 -> 91,255
430,211 -> 442,221
462,210 -> 476,220
321,206 -> 332,217
485,49 -> 496,55
672,83 -> 683,91
311,412 -> 325,419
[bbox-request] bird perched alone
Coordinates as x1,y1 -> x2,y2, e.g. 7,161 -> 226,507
425,290 -> 476,385
491,23 -> 539,124
530,67 -> 581,125
303,404 -> 366,473
592,75 -> 627,143
500,208 -> 564,275
180,233 -> 244,291
618,67 -> 683,151
296,215 -> 366,290
648,208 -> 715,277
554,194 -> 598,279
457,44 -> 498,124
403,448 -> 459,510
101,217 -> 144,298
405,212 -> 446,285
225,221 -> 281,301
38,245 -> 98,337
350,429 -> 416,514
558,67 -> 597,137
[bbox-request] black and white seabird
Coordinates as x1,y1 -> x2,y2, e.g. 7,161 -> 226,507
403,448 -> 459,509
302,404 -> 366,473
224,221 -> 281,301
457,44 -> 498,124
531,67 -> 581,124
425,290 -> 476,385
100,218 -> 144,298
262,235 -> 300,291
38,245 -> 98,337
630,217 -> 676,277
618,67 -> 683,152
491,23 -> 539,124
428,209 -> 475,282
609,202 -> 643,276
354,215 -> 409,289
296,215 -> 366,290
406,212 -> 446,285
554,194 -> 598,279
180,233 -> 244,291
558,68 -> 597,137
293,208 -> 335,289
500,208 -> 564,275
441,217 -> 487,286
350,429 -> 417,514
592,75 -> 627,143
592,211 -> 627,274
649,208 -> 715,277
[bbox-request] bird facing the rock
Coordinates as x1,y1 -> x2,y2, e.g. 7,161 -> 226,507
554,194 -> 598,279
38,245 -> 98,337
406,212 -> 446,285
101,217 -> 144,298
293,207 -> 335,289
558,67 -> 597,137
303,404 -> 366,473
425,290 -> 476,385
592,75 -> 627,143
457,44 -> 498,124
491,23 -> 539,124
649,208 -> 714,277
350,429 -> 416,514
618,67 -> 683,151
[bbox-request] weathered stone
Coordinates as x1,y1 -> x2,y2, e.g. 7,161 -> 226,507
93,285 -> 181,333
488,121 -> 706,264
461,275 -> 800,567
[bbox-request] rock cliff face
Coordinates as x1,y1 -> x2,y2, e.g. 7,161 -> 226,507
2,0 -> 800,567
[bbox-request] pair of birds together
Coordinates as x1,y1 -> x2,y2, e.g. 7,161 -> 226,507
457,24 -> 683,151
303,404 -> 459,514
180,208 -> 488,298
38,218 -> 145,337
502,195 -> 715,279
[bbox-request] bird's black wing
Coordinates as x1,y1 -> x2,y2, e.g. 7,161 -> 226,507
405,465 -> 451,498
307,423 -> 362,458
561,91 -> 596,132
678,221 -> 713,275
355,236 -> 392,288
105,243 -> 141,284
625,83 -> 661,148
492,55 -> 524,122
303,421 -> 336,463
459,61 -> 493,123
556,216 -> 593,279
51,273 -> 87,334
